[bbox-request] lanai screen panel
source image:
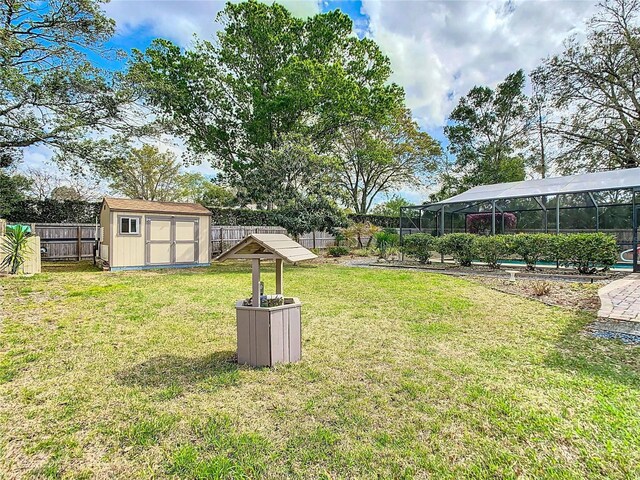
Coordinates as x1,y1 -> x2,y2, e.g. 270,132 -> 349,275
427,168 -> 640,208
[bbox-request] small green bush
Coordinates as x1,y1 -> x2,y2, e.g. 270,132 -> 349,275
327,246 -> 350,257
510,233 -> 553,270
474,235 -> 509,269
432,236 -> 447,259
439,233 -> 477,266
401,233 -> 435,264
553,233 -> 619,274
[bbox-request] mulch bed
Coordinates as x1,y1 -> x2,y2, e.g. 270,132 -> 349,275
466,275 -> 604,312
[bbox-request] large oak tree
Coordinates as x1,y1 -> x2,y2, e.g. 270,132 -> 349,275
131,0 -> 403,209
438,70 -> 530,199
334,108 -> 441,213
533,0 -> 640,172
0,0 -> 136,166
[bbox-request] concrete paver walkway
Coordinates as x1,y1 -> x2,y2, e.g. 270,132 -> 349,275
598,273 -> 640,321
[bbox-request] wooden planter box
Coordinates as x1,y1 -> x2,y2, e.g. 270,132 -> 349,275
235,297 -> 302,367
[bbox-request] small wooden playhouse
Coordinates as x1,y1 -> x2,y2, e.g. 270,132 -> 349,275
98,197 -> 211,271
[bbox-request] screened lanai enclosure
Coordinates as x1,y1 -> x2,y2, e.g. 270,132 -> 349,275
400,168 -> 640,271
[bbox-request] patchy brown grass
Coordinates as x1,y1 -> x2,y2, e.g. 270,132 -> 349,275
1,262 -> 639,478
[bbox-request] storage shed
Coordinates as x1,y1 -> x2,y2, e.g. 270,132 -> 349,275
98,197 -> 211,271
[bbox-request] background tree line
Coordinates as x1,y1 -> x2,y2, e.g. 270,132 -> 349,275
435,0 -> 639,200
1,0 -> 638,227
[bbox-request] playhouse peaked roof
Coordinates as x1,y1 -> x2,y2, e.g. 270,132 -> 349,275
215,234 -> 317,263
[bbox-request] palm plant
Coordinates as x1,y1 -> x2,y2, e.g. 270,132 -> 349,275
1,225 -> 31,274
374,230 -> 400,259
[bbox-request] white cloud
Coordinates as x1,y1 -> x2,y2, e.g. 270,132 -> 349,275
105,0 -> 321,47
361,0 -> 598,128
104,0 -> 226,46
19,145 -> 53,171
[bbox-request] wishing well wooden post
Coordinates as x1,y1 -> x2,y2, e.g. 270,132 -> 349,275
252,258 -> 261,307
275,258 -> 283,295
216,234 -> 316,367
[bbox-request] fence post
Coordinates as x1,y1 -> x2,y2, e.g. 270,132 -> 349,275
77,225 -> 82,261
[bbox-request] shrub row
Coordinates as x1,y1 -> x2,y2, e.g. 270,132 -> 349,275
6,200 -> 102,223
402,232 -> 619,274
208,208 -> 400,230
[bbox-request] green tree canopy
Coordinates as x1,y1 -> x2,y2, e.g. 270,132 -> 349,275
533,0 -> 640,172
131,0 -> 403,208
0,169 -> 29,217
0,0 -> 136,168
106,144 -> 203,202
370,195 -> 412,217
440,70 -> 530,198
333,108 -> 441,213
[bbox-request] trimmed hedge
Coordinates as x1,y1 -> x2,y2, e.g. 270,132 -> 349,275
6,200 -> 101,223
402,232 -> 619,273
5,202 -> 399,231
401,233 -> 434,264
437,233 -> 476,267
208,208 -> 399,230
552,233 -> 619,274
510,233 -> 554,270
474,235 -> 510,269
208,207 -> 281,226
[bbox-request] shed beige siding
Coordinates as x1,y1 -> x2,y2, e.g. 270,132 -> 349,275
111,221 -> 145,267
99,203 -> 110,261
198,215 -> 210,264
108,212 -> 210,268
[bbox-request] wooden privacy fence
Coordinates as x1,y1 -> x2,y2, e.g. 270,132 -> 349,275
5,223 -> 338,262
211,226 -> 287,254
297,231 -> 336,250
211,226 -> 337,254
31,223 -> 96,261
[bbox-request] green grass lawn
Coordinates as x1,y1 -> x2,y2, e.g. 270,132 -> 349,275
1,262 -> 639,479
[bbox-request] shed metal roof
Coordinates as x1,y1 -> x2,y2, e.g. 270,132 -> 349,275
426,168 -> 640,209
103,197 -> 212,215
215,234 -> 317,263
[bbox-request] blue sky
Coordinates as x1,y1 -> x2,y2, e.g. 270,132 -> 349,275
23,0 -> 599,204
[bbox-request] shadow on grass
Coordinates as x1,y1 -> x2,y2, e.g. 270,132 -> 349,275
544,312 -> 640,389
116,350 -> 239,391
42,261 -> 101,273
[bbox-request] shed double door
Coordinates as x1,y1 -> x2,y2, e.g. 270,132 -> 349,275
146,216 -> 199,266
